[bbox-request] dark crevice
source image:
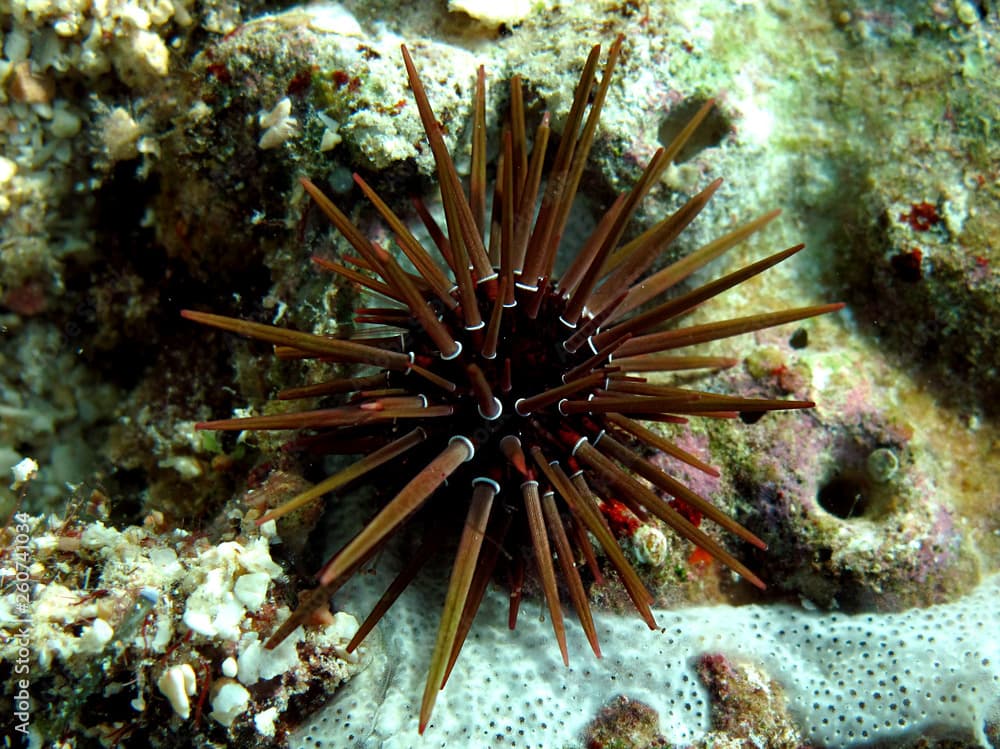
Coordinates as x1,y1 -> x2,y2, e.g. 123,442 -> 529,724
817,471 -> 873,520
658,97 -> 732,162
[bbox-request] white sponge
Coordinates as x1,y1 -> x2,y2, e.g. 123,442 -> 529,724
288,567 -> 1000,749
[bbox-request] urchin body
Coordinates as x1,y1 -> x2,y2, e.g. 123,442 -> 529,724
182,36 -> 841,731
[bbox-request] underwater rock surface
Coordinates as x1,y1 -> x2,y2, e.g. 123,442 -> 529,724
1,0 -> 998,747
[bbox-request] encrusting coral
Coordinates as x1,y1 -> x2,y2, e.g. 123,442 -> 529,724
182,37 -> 842,731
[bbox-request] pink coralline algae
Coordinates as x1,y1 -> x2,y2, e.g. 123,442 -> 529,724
718,384 -> 978,611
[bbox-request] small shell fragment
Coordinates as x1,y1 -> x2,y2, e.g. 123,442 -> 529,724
258,98 -> 298,150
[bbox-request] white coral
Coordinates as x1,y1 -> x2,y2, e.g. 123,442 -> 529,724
210,680 -> 250,727
157,663 -> 197,719
0,513 -> 364,741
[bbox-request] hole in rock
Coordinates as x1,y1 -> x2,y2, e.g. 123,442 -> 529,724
817,471 -> 874,519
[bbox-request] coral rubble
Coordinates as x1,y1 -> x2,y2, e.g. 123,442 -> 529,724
0,510 -> 363,745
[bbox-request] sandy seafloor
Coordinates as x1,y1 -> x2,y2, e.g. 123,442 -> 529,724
1,0 -> 999,747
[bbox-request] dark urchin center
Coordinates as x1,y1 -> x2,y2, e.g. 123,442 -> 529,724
395,283 -> 581,465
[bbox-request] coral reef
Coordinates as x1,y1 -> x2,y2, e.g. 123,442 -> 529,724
1,0 -> 998,747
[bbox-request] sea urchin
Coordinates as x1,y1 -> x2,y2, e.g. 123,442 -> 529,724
181,37 -> 842,732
